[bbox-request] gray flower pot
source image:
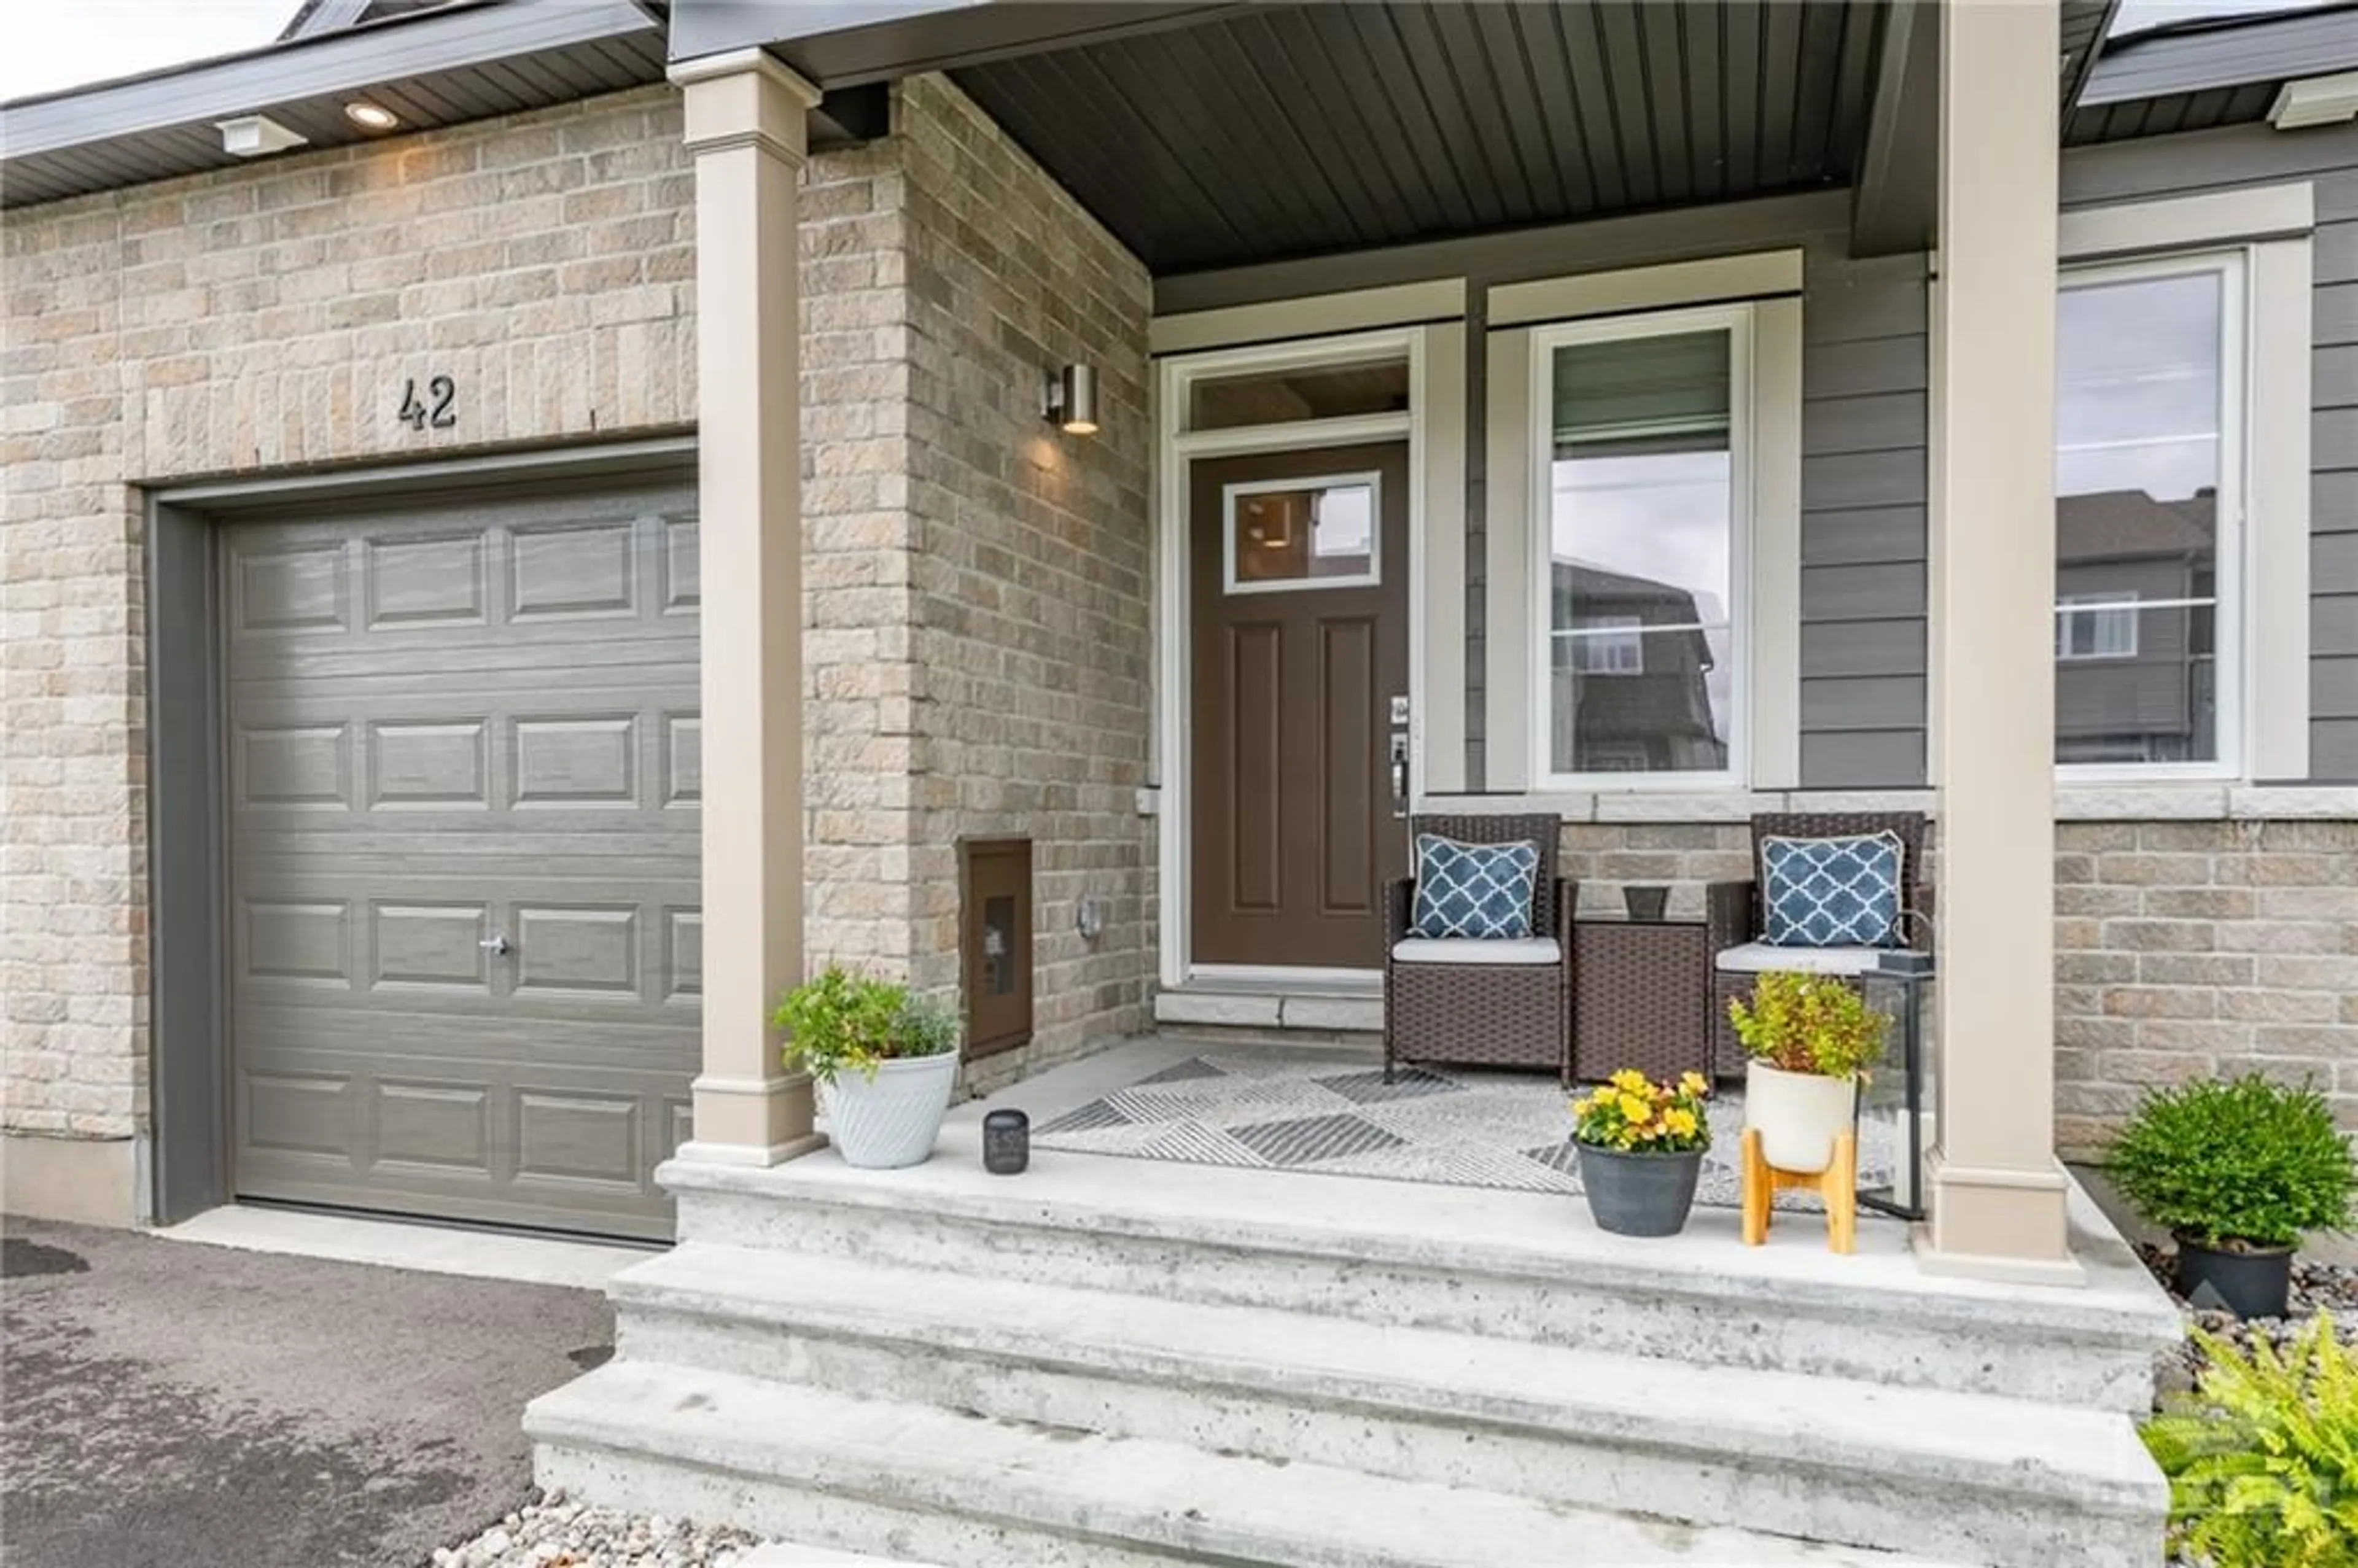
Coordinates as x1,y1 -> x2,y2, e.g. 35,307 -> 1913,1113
1577,1143 -> 1704,1237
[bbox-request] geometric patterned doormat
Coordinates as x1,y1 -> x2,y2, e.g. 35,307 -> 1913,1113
1033,1051 -> 1894,1212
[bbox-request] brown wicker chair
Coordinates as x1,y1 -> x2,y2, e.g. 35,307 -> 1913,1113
1384,813 -> 1574,1086
1706,812 -> 1932,1077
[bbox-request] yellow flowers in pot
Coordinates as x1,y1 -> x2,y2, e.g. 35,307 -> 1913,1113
1573,1069 -> 1713,1155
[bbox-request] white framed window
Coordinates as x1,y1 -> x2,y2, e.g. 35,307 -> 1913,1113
2055,592 -> 2139,660
2054,251 -> 2244,778
1530,303 -> 1751,788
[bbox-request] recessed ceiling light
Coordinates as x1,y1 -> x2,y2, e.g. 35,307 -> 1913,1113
344,101 -> 400,131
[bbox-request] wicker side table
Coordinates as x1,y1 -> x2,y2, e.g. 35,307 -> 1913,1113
1571,920 -> 1713,1085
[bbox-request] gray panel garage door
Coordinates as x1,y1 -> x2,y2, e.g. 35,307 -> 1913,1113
223,478 -> 700,1240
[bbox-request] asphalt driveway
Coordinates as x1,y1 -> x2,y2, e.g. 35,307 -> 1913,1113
1,1216 -> 615,1568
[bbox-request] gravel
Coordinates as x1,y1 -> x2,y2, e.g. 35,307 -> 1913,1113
434,1491 -> 762,1568
2138,1242 -> 2358,1398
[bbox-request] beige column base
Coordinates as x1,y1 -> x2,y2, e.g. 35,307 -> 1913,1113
1912,1148 -> 2083,1286
680,1073 -> 827,1167
0,1133 -> 140,1227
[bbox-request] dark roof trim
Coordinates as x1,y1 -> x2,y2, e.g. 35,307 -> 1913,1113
2,0 -> 654,147
672,0 -> 1245,87
2083,0 -> 2358,104
2060,0 -> 2123,114
280,0 -> 376,42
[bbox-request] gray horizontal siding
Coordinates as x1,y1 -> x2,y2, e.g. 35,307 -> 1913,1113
1797,246 -> 1929,786
2063,123 -> 2358,782
1154,190 -> 1932,793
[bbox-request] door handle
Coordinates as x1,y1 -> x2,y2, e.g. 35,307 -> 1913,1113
479,934 -> 513,957
1389,734 -> 1411,818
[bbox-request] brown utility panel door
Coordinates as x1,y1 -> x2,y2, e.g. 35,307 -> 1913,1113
1190,442 -> 1410,969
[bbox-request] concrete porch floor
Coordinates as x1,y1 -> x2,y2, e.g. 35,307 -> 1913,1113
777,1031 -> 2173,1340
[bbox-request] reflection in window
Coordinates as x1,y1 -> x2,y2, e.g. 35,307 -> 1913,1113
1544,325 -> 1736,778
2056,592 -> 2139,660
1567,615 -> 1645,674
1189,358 -> 1409,430
2055,265 -> 2232,767
1227,477 -> 1377,590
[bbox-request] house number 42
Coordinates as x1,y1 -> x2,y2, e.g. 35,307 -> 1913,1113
397,375 -> 457,432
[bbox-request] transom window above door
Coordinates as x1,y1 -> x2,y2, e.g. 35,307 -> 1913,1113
1533,308 -> 1748,786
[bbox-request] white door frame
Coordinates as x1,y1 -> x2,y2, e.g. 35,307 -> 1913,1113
1153,324 -> 1441,992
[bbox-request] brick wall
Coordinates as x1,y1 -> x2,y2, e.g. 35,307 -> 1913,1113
893,76 -> 1155,1091
2055,820 -> 2358,1155
2,75 -> 1154,1181
2,87 -> 696,1154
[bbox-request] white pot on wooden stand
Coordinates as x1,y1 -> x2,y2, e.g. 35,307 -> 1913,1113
1745,1061 -> 1858,1174
821,1052 -> 959,1169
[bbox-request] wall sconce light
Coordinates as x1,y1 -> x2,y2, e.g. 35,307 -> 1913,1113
1045,364 -> 1099,435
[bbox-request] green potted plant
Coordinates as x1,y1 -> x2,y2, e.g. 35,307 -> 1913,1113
773,964 -> 962,1170
2104,1073 -> 2356,1319
1727,972 -> 1883,1175
1572,1070 -> 1713,1236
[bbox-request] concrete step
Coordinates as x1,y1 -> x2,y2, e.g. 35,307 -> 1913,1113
739,1545 -> 943,1567
529,1359 -> 1983,1568
611,1242 -> 2164,1568
664,1157 -> 2180,1414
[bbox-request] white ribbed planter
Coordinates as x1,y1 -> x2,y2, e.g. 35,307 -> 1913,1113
1745,1062 -> 1857,1174
820,1053 -> 959,1170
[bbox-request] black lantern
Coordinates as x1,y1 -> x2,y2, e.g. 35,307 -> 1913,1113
1858,949 -> 1934,1221
983,1108 -> 1030,1175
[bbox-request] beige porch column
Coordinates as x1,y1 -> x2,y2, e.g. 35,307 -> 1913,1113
1920,0 -> 2074,1278
669,50 -> 827,1166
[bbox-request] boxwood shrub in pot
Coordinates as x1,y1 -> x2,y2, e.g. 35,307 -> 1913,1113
1727,972 -> 1883,1174
1573,1070 -> 1713,1237
774,964 -> 962,1170
2104,1074 -> 2356,1319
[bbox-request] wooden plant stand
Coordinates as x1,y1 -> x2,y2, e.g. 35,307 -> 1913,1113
1740,1126 -> 1857,1254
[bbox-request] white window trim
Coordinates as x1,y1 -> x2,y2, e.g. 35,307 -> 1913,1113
2056,181 -> 2313,786
1150,319 -> 1461,990
1483,259 -> 1800,802
1220,470 -> 1383,594
2054,249 -> 2247,785
1525,301 -> 1756,793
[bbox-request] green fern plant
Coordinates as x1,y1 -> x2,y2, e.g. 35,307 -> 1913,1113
2142,1314 -> 2358,1568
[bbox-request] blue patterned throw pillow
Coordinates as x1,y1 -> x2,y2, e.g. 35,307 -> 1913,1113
1410,835 -> 1540,940
1761,831 -> 1905,947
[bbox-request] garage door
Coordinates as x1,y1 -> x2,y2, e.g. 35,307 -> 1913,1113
223,478 -> 700,1240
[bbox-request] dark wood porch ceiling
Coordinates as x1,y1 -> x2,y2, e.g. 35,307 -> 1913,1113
949,1 -> 1896,276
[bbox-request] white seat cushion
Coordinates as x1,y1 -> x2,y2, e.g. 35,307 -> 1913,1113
1714,941 -> 1892,977
1391,936 -> 1560,968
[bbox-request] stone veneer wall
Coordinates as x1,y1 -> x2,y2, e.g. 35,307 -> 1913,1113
2053,820 -> 2358,1157
893,77 -> 1155,1093
1558,817 -> 2358,1156
1,73 -> 1153,1219
2,86 -> 698,1213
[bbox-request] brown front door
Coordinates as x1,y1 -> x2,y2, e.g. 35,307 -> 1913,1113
1190,442 -> 1411,969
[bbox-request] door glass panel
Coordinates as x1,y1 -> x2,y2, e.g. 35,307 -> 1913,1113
2055,269 -> 2224,766
1225,475 -> 1379,591
1190,359 -> 1409,430
1546,328 -> 1735,777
